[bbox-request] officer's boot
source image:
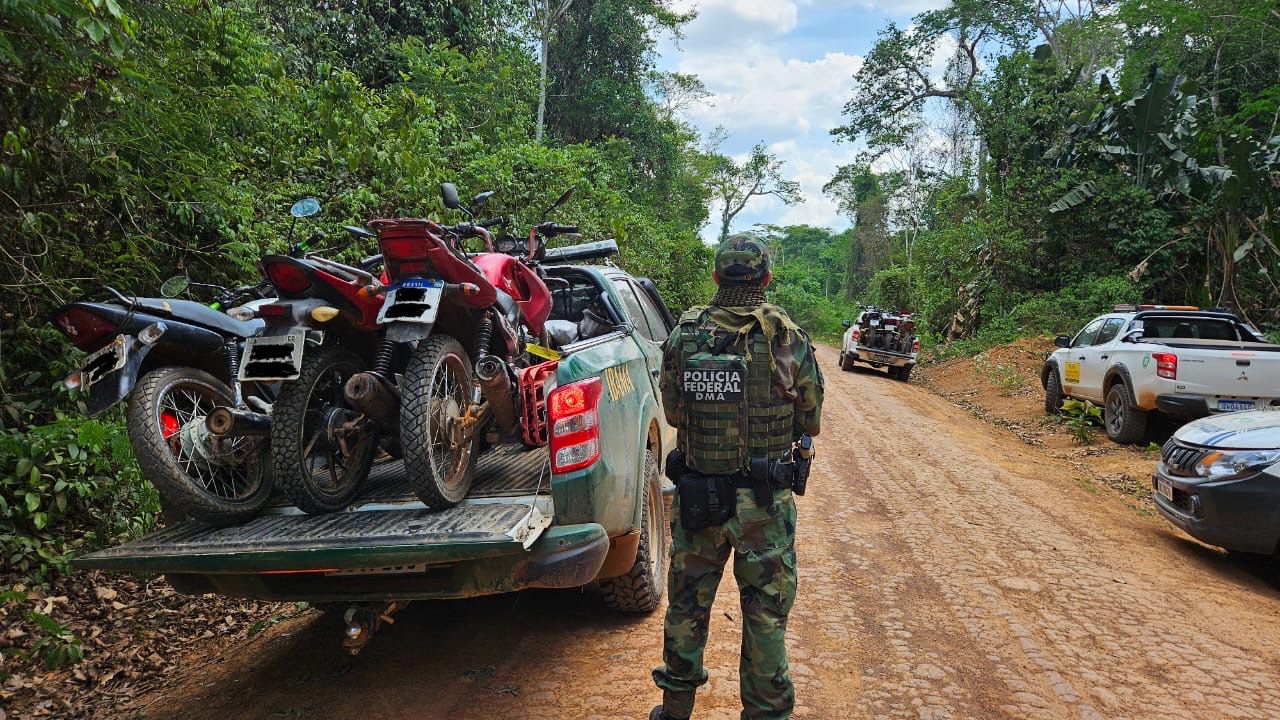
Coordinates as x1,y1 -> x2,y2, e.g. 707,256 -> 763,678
648,690 -> 694,720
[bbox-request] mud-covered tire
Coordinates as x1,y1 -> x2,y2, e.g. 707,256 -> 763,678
1104,383 -> 1148,444
401,334 -> 477,509
127,367 -> 271,527
1044,367 -> 1064,415
271,345 -> 377,514
840,352 -> 855,372
601,450 -> 667,614
896,364 -> 913,383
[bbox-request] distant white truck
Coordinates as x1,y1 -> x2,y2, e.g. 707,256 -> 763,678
1041,305 -> 1280,443
839,307 -> 920,382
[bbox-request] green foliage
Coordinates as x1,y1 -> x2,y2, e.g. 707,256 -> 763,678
25,611 -> 84,670
1060,398 -> 1103,445
0,412 -> 157,579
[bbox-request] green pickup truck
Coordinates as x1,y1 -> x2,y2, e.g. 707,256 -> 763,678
75,248 -> 679,647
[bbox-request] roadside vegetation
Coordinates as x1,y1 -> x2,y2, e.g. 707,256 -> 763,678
749,1 -> 1279,356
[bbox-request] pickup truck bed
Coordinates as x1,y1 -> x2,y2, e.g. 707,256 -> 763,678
76,443 -> 553,575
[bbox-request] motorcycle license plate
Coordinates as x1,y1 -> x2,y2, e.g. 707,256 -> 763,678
240,334 -> 307,382
1218,400 -> 1255,412
869,318 -> 880,327
80,335 -> 129,389
1157,477 -> 1174,502
376,278 -> 445,325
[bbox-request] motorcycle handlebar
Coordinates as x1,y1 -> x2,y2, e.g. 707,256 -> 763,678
478,216 -> 506,229
539,223 -> 578,236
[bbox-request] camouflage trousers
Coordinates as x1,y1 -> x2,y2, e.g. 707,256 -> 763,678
652,487 -> 798,720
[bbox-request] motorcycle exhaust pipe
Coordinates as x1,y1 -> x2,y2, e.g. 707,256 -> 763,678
475,356 -> 519,434
344,372 -> 400,431
206,406 -> 272,437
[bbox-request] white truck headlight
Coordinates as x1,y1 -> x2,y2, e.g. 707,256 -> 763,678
1193,449 -> 1280,480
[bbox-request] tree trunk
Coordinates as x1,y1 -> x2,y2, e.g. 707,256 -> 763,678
536,14 -> 548,143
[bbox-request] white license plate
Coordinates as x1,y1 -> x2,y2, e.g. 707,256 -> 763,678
81,335 -> 129,388
869,318 -> 880,327
240,334 -> 306,381
376,278 -> 445,325
1157,477 -> 1174,502
1218,400 -> 1255,412
873,353 -> 894,364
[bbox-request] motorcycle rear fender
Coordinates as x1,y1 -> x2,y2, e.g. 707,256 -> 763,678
385,321 -> 434,343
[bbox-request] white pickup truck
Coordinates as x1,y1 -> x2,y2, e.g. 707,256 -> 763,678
1041,305 -> 1280,443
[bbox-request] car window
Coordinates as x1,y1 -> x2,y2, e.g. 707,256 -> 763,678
1140,317 -> 1239,341
1095,318 -> 1125,345
611,279 -> 658,341
1072,318 -> 1106,347
630,280 -> 673,339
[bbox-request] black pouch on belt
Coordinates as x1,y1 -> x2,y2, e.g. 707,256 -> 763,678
678,472 -> 736,531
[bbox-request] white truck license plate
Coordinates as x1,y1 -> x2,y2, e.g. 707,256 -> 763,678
1157,477 -> 1174,502
1218,400 -> 1255,412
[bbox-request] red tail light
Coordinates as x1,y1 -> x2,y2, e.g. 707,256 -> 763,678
264,261 -> 312,294
548,377 -> 603,473
381,237 -> 431,261
851,329 -> 861,342
911,338 -> 921,353
1153,352 -> 1178,380
52,307 -> 118,350
256,303 -> 289,318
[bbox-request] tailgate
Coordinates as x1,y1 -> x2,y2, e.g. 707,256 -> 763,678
1168,346 -> 1280,406
74,502 -> 551,575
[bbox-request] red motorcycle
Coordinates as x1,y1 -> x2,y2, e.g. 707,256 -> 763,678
347,184 -> 577,508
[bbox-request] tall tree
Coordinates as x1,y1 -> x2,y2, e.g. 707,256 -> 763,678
708,144 -> 803,241
529,0 -> 573,142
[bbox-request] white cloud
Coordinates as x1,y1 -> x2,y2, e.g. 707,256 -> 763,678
850,0 -> 950,15
673,0 -> 799,33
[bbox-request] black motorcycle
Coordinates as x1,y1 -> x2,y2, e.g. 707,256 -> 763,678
50,276 -> 276,526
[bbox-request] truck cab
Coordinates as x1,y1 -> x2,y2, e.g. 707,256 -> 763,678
75,254 -> 679,646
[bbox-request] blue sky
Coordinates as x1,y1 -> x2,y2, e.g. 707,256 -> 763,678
655,0 -> 950,241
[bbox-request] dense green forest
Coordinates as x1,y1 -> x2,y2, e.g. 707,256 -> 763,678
759,0 -> 1280,350
1,0 -> 726,575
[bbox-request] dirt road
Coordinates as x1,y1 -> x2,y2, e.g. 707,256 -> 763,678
130,346 -> 1280,720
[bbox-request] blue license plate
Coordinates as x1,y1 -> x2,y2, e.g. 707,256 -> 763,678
1219,400 -> 1255,412
399,278 -> 444,290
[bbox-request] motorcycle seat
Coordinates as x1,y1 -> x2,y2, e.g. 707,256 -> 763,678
131,298 -> 262,338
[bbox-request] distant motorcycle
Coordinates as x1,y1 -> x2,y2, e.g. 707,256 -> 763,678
50,275 -> 276,526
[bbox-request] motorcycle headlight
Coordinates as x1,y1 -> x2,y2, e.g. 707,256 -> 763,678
1193,449 -> 1280,480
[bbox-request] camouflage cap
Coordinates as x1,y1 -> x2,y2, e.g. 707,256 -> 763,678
714,234 -> 771,284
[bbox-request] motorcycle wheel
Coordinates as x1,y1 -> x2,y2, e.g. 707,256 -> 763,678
271,345 -> 378,514
127,367 -> 271,527
401,334 -> 478,509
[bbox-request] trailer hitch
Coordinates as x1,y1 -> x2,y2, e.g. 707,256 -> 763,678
341,601 -> 408,655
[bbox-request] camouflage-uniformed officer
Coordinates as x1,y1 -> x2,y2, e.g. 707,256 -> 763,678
650,235 -> 824,720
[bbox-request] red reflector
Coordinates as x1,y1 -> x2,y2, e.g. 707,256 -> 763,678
382,237 -> 430,260
264,261 -> 312,294
1153,352 -> 1178,380
911,338 -> 921,353
258,568 -> 338,575
53,307 -> 118,350
257,303 -> 289,318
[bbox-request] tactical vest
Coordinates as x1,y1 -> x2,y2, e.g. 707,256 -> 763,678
678,312 -> 796,475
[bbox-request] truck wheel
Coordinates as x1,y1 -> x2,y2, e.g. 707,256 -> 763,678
402,334 -> 478,509
272,345 -> 378,513
601,450 -> 666,613
1044,368 -> 1064,414
896,365 -> 913,383
1104,383 -> 1148,444
127,366 -> 272,526
840,352 -> 855,372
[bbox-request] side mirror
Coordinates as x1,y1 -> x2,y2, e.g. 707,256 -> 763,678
841,320 -> 852,329
541,187 -> 576,220
160,275 -> 189,298
440,183 -> 462,209
1053,335 -> 1071,348
472,191 -> 495,208
290,197 -> 321,218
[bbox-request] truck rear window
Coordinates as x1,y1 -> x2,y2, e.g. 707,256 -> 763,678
1140,317 -> 1238,341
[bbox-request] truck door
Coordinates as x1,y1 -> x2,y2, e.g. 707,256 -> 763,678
1079,317 -> 1126,399
1065,318 -> 1105,400
610,277 -> 668,397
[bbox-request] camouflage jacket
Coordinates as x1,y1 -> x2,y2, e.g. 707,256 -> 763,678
660,302 -> 824,447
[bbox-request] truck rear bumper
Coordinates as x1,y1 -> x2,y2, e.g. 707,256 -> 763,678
1156,394 -> 1210,418
155,522 -> 610,603
852,347 -> 915,367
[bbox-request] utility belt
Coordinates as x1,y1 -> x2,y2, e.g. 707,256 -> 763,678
665,446 -> 811,532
